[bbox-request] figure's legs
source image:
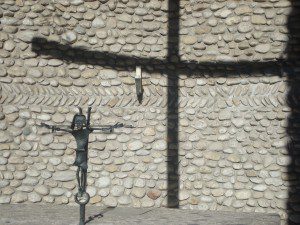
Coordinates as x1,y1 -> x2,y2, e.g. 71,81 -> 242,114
75,167 -> 89,225
74,149 -> 88,170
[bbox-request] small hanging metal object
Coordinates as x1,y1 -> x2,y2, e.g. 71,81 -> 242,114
135,66 -> 143,103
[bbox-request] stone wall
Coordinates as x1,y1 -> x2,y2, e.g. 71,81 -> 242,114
0,0 -> 297,224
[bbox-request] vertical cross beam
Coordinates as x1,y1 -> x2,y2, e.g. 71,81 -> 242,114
167,0 -> 180,208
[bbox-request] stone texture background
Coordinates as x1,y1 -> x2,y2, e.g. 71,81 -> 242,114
0,0 -> 297,225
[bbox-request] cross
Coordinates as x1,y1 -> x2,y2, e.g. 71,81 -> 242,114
40,106 -> 132,225
31,0 -> 285,210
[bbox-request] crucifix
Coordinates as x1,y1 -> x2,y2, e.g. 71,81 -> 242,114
40,107 -> 132,225
32,0 -> 284,213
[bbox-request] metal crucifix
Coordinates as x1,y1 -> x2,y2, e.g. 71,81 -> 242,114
40,106 -> 132,225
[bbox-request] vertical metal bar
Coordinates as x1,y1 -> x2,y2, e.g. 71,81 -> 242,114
79,204 -> 85,225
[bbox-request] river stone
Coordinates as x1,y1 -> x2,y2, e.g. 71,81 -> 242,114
99,69 -> 117,79
143,36 -> 158,45
95,177 -> 111,188
128,140 -> 143,151
92,17 -> 105,28
265,178 -> 283,187
152,140 -> 167,151
50,188 -> 66,196
86,186 -> 97,197
208,142 -> 223,151
118,14 -> 132,23
255,44 -> 270,53
132,187 -> 146,198
216,9 -> 232,18
204,151 -> 221,161
90,195 -> 102,204
252,15 -> 267,25
49,143 -> 67,150
20,142 -> 32,151
126,35 -> 141,44
41,134 -> 54,146
96,30 -> 107,39
141,197 -> 154,207
70,0 -> 83,6
232,118 -> 244,128
0,156 -> 8,165
28,192 -> 42,202
111,185 -> 125,197
235,5 -> 252,15
0,180 -> 9,188
23,177 -> 39,186
8,66 -> 26,77
203,35 -> 218,45
41,171 -> 52,180
142,22 -> 160,31
26,169 -> 40,177
237,22 -> 253,33
236,190 -> 251,200
0,196 -> 11,203
17,31 -> 35,43
62,31 -> 77,43
34,185 -> 49,195
121,163 -> 135,172
147,189 -> 161,200
37,114 -> 51,121
53,171 -> 76,182
14,171 -> 26,180
143,127 -> 156,136
123,177 -> 134,189
274,15 -> 287,26
28,68 -> 42,78
82,69 -> 98,78
118,195 -> 131,205
219,110 -> 231,120
103,196 -> 117,207
253,184 -> 267,192
0,131 -> 11,143
228,154 -> 241,163
182,36 -> 197,45
12,192 -> 27,203
4,40 -> 15,51
136,150 -> 150,156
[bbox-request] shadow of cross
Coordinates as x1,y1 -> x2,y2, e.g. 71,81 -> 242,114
31,0 -> 285,208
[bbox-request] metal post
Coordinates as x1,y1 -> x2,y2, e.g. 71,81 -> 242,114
79,204 -> 85,225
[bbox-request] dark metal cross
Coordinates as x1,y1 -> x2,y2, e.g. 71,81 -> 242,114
32,0 -> 284,212
40,107 -> 132,225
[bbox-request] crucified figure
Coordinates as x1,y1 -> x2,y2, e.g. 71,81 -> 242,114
40,106 -> 132,225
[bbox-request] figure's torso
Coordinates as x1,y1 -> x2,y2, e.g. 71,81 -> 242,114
72,129 -> 90,151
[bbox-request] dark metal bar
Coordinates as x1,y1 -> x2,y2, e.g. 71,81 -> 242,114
79,204 -> 85,225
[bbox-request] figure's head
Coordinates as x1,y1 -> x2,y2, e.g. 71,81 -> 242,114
71,114 -> 86,130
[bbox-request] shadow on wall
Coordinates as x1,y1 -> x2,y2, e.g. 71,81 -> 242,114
30,0 -> 297,221
286,1 -> 300,224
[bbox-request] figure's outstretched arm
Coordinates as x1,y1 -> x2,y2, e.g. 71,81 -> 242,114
40,122 -> 73,133
90,122 -> 134,133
